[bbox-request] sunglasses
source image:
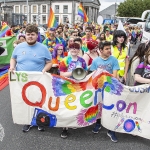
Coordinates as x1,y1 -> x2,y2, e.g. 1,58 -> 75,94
57,49 -> 63,50
73,35 -> 78,36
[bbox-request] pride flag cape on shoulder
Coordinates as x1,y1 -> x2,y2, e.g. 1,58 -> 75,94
0,65 -> 9,91
78,3 -> 89,22
0,22 -> 10,38
47,7 -> 58,28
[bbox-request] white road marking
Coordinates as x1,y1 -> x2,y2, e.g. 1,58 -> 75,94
0,124 -> 5,141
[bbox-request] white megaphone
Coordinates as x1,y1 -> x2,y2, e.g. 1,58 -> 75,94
72,65 -> 87,80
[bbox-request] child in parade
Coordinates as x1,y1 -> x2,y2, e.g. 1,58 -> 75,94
90,41 -> 120,143
59,42 -> 87,138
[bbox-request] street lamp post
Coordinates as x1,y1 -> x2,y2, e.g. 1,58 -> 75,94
114,0 -> 117,23
26,0 -> 29,23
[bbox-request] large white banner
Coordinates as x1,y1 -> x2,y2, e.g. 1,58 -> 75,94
9,70 -> 150,140
102,84 -> 150,140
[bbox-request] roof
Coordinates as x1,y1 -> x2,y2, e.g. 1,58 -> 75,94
2,0 -> 100,5
100,4 -> 118,15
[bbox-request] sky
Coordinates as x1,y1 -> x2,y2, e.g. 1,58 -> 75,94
100,0 -> 125,11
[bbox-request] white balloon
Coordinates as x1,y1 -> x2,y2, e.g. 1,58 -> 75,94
97,16 -> 103,25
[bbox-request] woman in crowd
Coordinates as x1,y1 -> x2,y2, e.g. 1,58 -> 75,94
49,44 -> 65,75
111,30 -> 129,84
82,39 -> 99,70
134,50 -> 150,85
128,43 -> 147,85
100,32 -> 106,42
94,27 -> 100,37
18,35 -> 26,43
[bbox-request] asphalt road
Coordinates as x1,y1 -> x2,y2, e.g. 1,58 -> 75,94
1,42 -> 150,150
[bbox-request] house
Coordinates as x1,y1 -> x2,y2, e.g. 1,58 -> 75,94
1,0 -> 100,25
99,4 -> 118,20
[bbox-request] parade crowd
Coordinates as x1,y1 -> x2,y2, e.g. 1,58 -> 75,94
1,21 -> 150,143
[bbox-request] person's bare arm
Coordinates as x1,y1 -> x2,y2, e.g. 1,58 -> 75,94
123,57 -> 129,81
9,58 -> 16,73
82,53 -> 90,66
42,61 -> 52,73
112,70 -> 118,78
134,74 -> 150,84
60,71 -> 72,78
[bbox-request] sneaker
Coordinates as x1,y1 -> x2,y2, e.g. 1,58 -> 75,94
38,126 -> 45,131
92,123 -> 101,133
61,129 -> 68,138
22,125 -> 32,132
107,130 -> 118,143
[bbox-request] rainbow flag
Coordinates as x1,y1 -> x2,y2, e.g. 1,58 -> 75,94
47,7 -> 58,28
0,65 -> 9,91
78,3 -> 89,22
0,22 -> 10,38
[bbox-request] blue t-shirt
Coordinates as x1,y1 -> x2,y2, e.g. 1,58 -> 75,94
12,42 -> 52,71
90,56 -> 120,74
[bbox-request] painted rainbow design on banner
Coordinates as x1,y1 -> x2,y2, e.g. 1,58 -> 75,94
52,71 -> 123,97
76,103 -> 102,126
52,75 -> 91,96
84,104 -> 99,122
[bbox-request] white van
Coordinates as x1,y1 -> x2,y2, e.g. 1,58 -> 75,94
141,10 -> 150,43
137,22 -> 145,29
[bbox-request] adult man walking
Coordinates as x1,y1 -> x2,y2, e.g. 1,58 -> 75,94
9,25 -> 52,132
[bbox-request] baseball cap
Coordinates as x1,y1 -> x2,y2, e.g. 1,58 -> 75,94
50,27 -> 56,31
106,28 -> 110,31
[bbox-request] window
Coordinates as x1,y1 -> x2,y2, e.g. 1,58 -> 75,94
55,15 -> 59,23
15,6 -> 19,13
24,6 -> 27,13
42,15 -> 46,24
63,5 -> 68,13
33,15 -> 37,22
42,5 -> 46,13
55,5 -> 59,13
33,5 -> 37,13
63,15 -> 68,23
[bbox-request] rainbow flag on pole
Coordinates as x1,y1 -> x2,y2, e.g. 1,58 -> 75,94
0,22 -> 10,38
47,7 -> 58,28
78,3 -> 89,22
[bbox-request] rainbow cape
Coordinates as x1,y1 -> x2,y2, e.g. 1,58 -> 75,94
47,7 -> 58,28
78,3 -> 89,22
0,65 -> 9,91
0,22 -> 10,38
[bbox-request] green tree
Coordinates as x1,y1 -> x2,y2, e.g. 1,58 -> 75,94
117,0 -> 150,17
